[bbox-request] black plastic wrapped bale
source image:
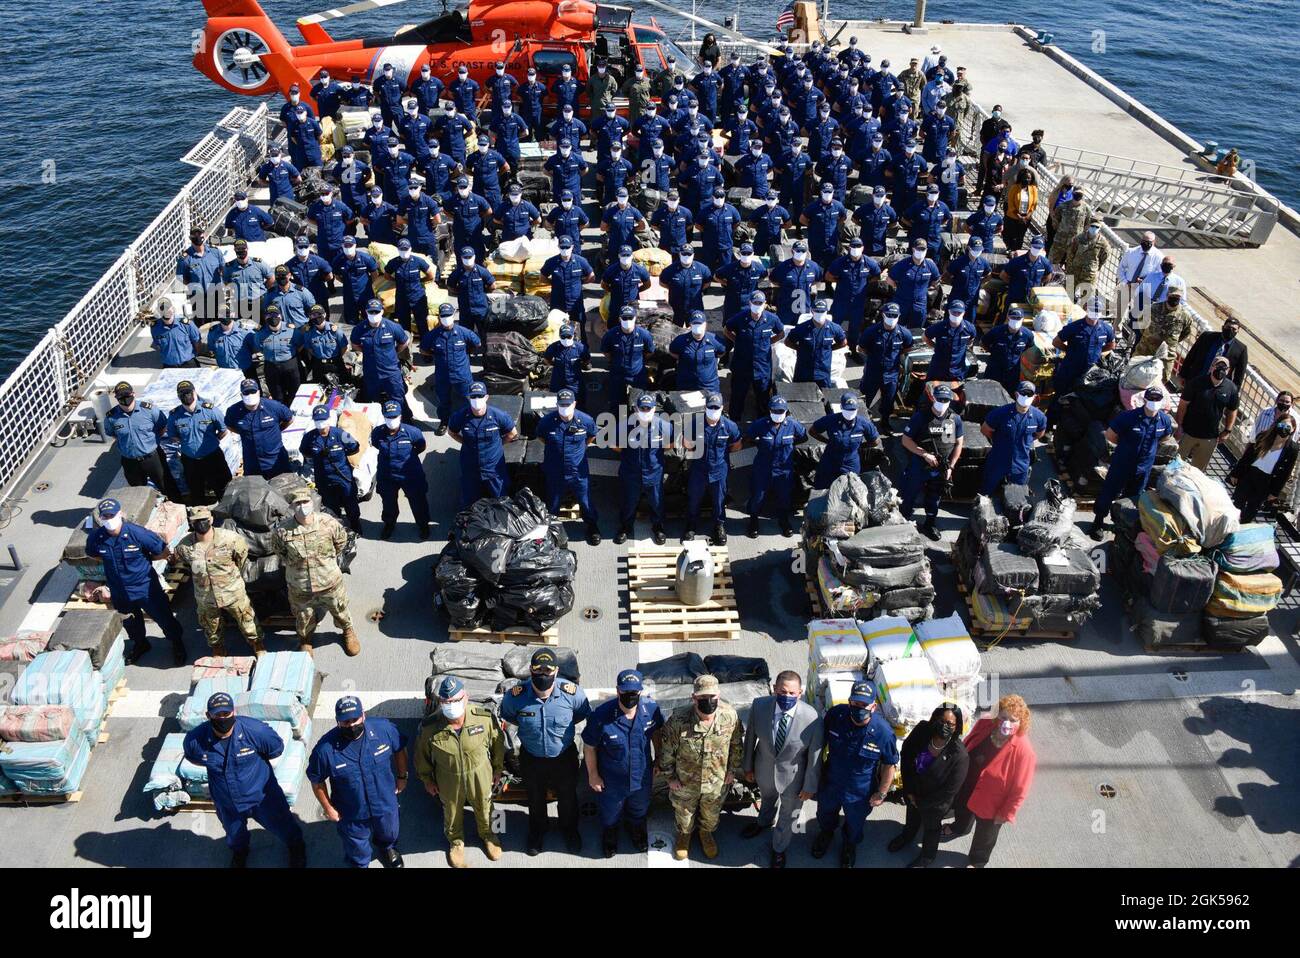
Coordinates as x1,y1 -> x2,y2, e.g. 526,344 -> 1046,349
787,400 -> 825,427
502,438 -> 527,487
839,524 -> 925,566
215,476 -> 293,532
979,542 -> 1040,595
482,371 -> 528,396
703,655 -> 770,683
484,331 -> 544,378
637,652 -> 707,684
1083,419 -> 1111,463
48,610 -> 124,669
488,580 -> 575,631
1153,434 -> 1179,466
839,558 -> 930,591
497,536 -> 577,589
501,295 -> 551,337
268,474 -> 323,512
1055,395 -> 1092,444
1149,553 -> 1218,615
1131,596 -> 1202,649
219,518 -> 276,558
429,646 -> 505,684
1109,497 -> 1142,542
63,485 -> 158,565
241,554 -> 286,595
971,495 -> 1009,544
776,381 -> 823,404
950,462 -> 983,501
878,586 -> 938,613
491,393 -> 524,425
1016,479 -> 1076,557
1072,375 -> 1119,421
434,548 -> 482,629
581,370 -> 606,407
960,379 -> 1010,425
961,420 -> 991,463
1200,613 -> 1269,649
820,386 -> 863,415
1002,484 -> 1033,529
1036,548 -> 1101,596
454,489 -> 551,543
646,320 -> 679,370
953,525 -> 983,588
501,644 -> 580,682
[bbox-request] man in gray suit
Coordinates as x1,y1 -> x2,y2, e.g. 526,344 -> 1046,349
741,670 -> 824,868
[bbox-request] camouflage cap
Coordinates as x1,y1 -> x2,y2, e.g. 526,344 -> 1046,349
187,505 -> 213,521
287,488 -> 313,505
693,674 -> 720,695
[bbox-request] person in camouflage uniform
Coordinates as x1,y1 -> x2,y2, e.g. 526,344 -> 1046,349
1064,216 -> 1110,293
413,675 -> 504,868
1049,189 -> 1093,264
620,63 -> 654,125
1134,287 -> 1195,384
658,674 -> 744,860
948,76 -> 976,152
588,58 -> 617,123
898,59 -> 925,119
170,505 -> 264,656
653,58 -> 686,99
270,487 -> 359,656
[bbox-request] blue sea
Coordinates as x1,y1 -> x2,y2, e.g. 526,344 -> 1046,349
0,0 -> 1294,376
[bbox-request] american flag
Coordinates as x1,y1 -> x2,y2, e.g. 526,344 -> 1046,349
775,1 -> 796,32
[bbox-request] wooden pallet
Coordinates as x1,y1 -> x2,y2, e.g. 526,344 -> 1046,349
106,677 -> 127,705
1141,640 -> 1248,655
448,624 -> 559,646
955,578 -> 1078,643
0,790 -> 82,806
623,545 -> 739,641
65,570 -> 190,611
806,565 -> 827,616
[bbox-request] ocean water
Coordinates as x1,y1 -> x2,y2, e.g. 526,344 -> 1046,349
0,0 -> 1294,376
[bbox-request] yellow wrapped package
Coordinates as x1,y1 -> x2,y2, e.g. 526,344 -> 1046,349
1138,490 -> 1201,556
374,276 -> 397,310
426,282 -> 450,307
530,309 -> 566,352
367,242 -> 399,272
633,247 -> 672,276
599,293 -> 611,324
319,117 -> 336,164
522,256 -> 551,297
1030,285 -> 1072,314
336,410 -> 371,468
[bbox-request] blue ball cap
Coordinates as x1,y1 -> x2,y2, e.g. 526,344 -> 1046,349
96,497 -> 122,519
848,680 -> 877,705
636,393 -> 656,410
739,242 -> 754,255
460,246 -> 476,258
559,325 -> 574,338
368,185 -> 383,198
437,675 -> 464,699
1017,381 -> 1037,397
382,399 -> 402,418
340,145 -> 354,156
560,189 -> 575,201
948,300 -> 967,314
557,388 -> 576,404
713,187 -> 726,198
1029,235 -> 1046,249
311,405 -> 330,422
268,145 -> 282,157
288,83 -> 300,93
1008,307 -> 1025,321
239,378 -> 260,395
558,137 -> 573,148
769,395 -> 789,412
557,235 -> 574,249
438,303 -> 455,317
508,182 -> 522,195
840,393 -> 858,410
706,392 -> 724,409
616,186 -> 629,198
905,138 -> 918,149
968,237 -> 984,252
849,236 -> 864,248
616,669 -> 644,692
932,383 -> 954,401
207,692 -> 235,716
295,235 -> 310,249
234,189 -> 248,200
620,305 -> 636,319
468,381 -> 487,399
651,138 -> 664,148
397,237 -> 412,250
619,245 -> 633,256
1145,386 -> 1165,402
792,240 -> 808,252
872,185 -> 887,197
334,695 -> 363,721
749,291 -> 766,305
366,298 -> 383,311
813,299 -> 830,312
689,310 -> 706,324
342,235 -> 357,247
455,175 -> 470,187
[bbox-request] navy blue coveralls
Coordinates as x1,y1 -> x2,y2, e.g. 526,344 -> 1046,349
981,323 -> 1035,394
716,258 -> 767,322
419,325 -> 480,425
858,323 -> 914,426
581,697 -> 666,829
299,426 -> 362,529
349,320 -> 411,416
446,263 -> 495,336
671,332 -> 728,394
541,253 -> 594,342
371,422 -> 430,530
925,318 -> 977,382
813,412 -> 880,490
536,410 -> 600,526
544,340 -> 591,407
814,705 -> 899,846
600,325 -> 655,413
184,717 -> 303,853
661,261 -> 713,326
745,416 -> 807,520
888,256 -> 940,327
1093,408 -> 1174,519
306,719 -> 406,867
724,310 -> 783,421
981,403 -> 1048,494
619,415 -> 673,526
447,406 -> 516,505
224,398 -> 294,478
1054,318 -> 1115,397
85,522 -> 184,651
826,253 -> 881,347
788,319 -> 847,387
687,415 -> 741,524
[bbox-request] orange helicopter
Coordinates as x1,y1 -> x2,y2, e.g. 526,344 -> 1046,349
195,0 -> 777,111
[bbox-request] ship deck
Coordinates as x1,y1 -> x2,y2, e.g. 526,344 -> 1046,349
0,21 -> 1298,869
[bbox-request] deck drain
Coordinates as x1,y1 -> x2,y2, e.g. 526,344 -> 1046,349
1170,669 -> 1189,682
32,482 -> 49,493
650,836 -> 667,850
1097,783 -> 1117,799
367,608 -> 385,623
580,606 -> 602,622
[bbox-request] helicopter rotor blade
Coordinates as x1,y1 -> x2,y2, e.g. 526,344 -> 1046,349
298,0 -> 415,27
634,0 -> 784,56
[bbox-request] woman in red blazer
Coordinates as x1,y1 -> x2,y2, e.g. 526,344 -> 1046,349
942,694 -> 1036,867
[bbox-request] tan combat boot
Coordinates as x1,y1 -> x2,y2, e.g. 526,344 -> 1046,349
447,842 -> 467,868
209,640 -> 229,658
483,838 -> 503,862
250,639 -> 267,658
674,831 -> 690,860
699,830 -> 719,859
299,641 -> 314,656
342,627 -> 361,657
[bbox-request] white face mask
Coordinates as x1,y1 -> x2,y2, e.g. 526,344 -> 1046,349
458,188 -> 470,198
439,315 -> 454,328
1028,249 -> 1041,259
368,313 -> 382,326
617,198 -> 628,208
749,306 -> 763,317
560,147 -> 572,157
561,200 -> 573,209
1016,395 -> 1032,409
705,408 -> 722,423
271,156 -> 282,166
1008,318 -> 1023,331
290,94 -> 300,104
399,249 -> 412,260
770,411 -> 787,423
690,323 -> 706,338
462,258 -> 474,268
558,403 -> 575,420
849,248 -> 863,260
470,398 -> 487,413
619,256 -> 632,267
385,416 -> 402,429
345,247 -> 357,258
841,408 -> 857,422
236,200 -> 248,210
388,146 -> 400,156
814,313 -> 829,326
342,156 -> 354,166
712,197 -> 724,207
620,320 -> 635,333
883,316 -> 898,329
912,250 -> 926,262
560,248 -> 572,259
441,699 -> 466,720
1145,400 -> 1162,413
949,314 -> 963,326
766,198 -> 778,209
560,335 -> 573,346
636,410 -> 654,424
873,196 -> 885,207
793,252 -> 806,264
681,255 -> 694,266
297,249 -> 309,259
242,394 -> 259,407
932,401 -> 950,416
102,514 -> 124,533
653,147 -> 664,157
317,422 -> 330,433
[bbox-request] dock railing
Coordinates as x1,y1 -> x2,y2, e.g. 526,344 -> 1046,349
0,104 -> 269,507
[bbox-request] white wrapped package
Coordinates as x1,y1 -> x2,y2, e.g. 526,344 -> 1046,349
814,670 -> 865,714
857,616 -> 921,671
915,615 -> 983,689
807,619 -> 869,671
875,656 -> 943,728
497,236 -> 532,263
772,340 -> 797,382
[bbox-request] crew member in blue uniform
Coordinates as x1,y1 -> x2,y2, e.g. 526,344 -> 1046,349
167,380 -> 231,505
492,101 -> 530,172
397,177 -> 441,259
980,382 -> 1048,495
496,182 -> 541,242
289,104 -> 324,171
500,647 -> 592,855
736,140 -> 774,200
360,186 -> 401,247
85,496 -> 187,664
545,189 -> 589,247
284,236 -> 333,310
661,247 -> 713,327
802,182 -> 848,267
371,399 -> 430,540
332,235 -> 379,323
601,306 -> 655,414
965,194 -> 1004,253
724,291 -> 783,422
600,187 -> 645,261
262,265 -> 316,330
924,299 -> 977,383
448,382 -> 519,506
715,242 -> 766,323
544,325 -> 592,407
999,235 -> 1054,313
349,300 -> 412,418
224,239 -> 274,318
175,227 -> 226,321
544,139 -> 588,203
811,680 -> 899,869
373,62 -> 404,124
811,394 -> 881,490
1052,297 -> 1116,398
899,383 -> 964,540
518,66 -> 545,133
447,177 -> 493,260
886,238 -> 941,327
744,395 -> 807,538
293,306 -> 347,382
824,237 -> 881,348
151,302 -> 201,369
650,188 -> 693,254
814,136 -> 853,201
411,63 -> 444,113
184,693 -> 307,868
419,303 -> 479,436
105,381 -> 168,490
254,304 -> 300,403
467,134 -> 508,213
299,405 -> 362,532
615,394 -> 673,545
787,299 -> 848,387
853,184 -> 899,257
699,187 -> 742,272
981,307 -> 1034,395
601,246 -> 652,322
384,238 -> 437,337
434,102 -> 474,166
421,140 -> 459,203
224,189 -> 273,241
750,194 -> 791,256
307,696 -> 408,868
770,241 -> 824,326
332,144 -> 371,212
582,669 -> 665,857
208,316 -> 257,379
596,140 -> 635,205
684,392 -> 742,545
1090,385 -> 1175,537
307,184 -> 351,265
671,312 -> 728,394
255,146 -> 301,206
225,379 -> 293,478
945,236 -> 991,312
446,246 -> 496,338
540,236 -> 595,346
535,390 -> 601,545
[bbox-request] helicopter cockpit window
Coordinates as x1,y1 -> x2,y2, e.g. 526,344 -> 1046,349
533,49 -> 579,77
632,27 -> 700,74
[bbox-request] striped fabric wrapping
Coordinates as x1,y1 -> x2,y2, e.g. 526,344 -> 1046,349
875,656 -> 943,728
970,591 -> 1034,631
12,650 -> 106,737
856,616 -> 920,670
0,631 -> 52,662
178,719 -> 298,800
247,651 -> 317,708
1138,490 -> 1201,556
97,633 -> 127,702
915,615 -> 982,688
807,618 -> 869,671
273,738 -> 308,806
144,733 -> 187,793
190,656 -> 256,683
1211,523 -> 1280,575
817,554 -> 878,613
0,705 -> 76,743
1205,571 -> 1283,619
0,731 -> 92,794
0,769 -> 18,795
233,690 -> 311,741
177,675 -> 251,731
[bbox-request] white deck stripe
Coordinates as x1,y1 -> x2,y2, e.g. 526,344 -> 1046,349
18,564 -> 79,634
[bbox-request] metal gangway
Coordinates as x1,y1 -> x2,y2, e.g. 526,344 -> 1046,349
1043,144 -> 1279,245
